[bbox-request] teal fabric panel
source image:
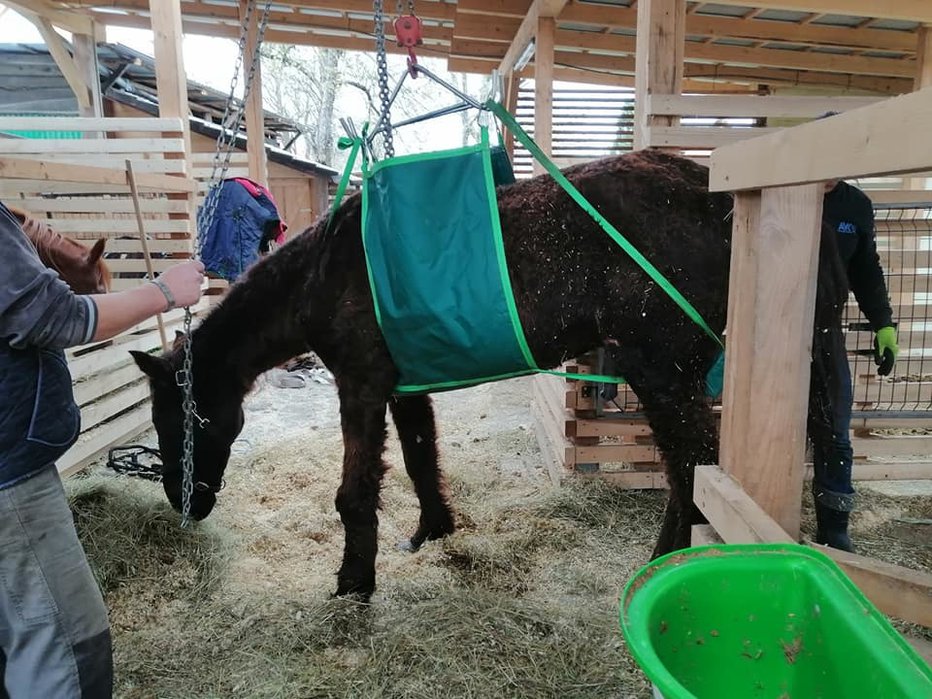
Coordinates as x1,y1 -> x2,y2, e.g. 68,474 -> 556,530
362,145 -> 531,392
490,145 -> 516,187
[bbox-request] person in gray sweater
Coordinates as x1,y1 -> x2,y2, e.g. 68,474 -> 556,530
0,200 -> 203,698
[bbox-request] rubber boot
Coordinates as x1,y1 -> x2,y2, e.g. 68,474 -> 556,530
815,503 -> 854,552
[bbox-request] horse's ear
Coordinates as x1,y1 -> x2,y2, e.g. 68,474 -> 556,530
88,238 -> 106,263
130,350 -> 173,384
172,330 -> 186,352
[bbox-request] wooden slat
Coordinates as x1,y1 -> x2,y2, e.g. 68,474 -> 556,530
646,94 -> 882,119
0,117 -> 184,133
816,546 -> 932,628
0,138 -> 186,154
578,470 -> 667,489
80,382 -> 150,432
43,218 -> 191,234
73,362 -> 145,406
646,125 -> 781,149
12,156 -> 188,175
58,404 -> 151,477
0,157 -> 196,193
851,435 -> 932,457
14,197 -> 190,214
572,444 -> 659,464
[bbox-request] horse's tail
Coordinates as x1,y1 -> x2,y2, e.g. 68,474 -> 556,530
808,222 -> 850,445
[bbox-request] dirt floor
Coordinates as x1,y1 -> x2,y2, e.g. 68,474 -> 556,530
68,368 -> 932,699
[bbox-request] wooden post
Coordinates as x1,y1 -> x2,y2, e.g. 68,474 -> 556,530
504,71 -> 519,161
149,0 -> 191,157
717,185 -> 823,538
240,0 -> 268,184
916,26 -> 932,90
73,30 -> 103,119
533,16 -> 555,176
633,0 -> 686,151
911,27 -> 932,189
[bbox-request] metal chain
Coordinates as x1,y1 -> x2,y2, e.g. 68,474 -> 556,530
179,308 -> 196,527
373,0 -> 394,158
181,0 -> 271,527
196,0 -> 273,259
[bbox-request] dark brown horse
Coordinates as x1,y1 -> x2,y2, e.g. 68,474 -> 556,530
10,205 -> 110,294
132,150 -> 848,600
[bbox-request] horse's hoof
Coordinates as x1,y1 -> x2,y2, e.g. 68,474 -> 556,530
396,538 -> 418,553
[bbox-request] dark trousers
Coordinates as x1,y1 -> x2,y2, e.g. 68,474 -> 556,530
811,340 -> 856,512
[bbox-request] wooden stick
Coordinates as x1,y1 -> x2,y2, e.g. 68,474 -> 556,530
126,159 -> 169,353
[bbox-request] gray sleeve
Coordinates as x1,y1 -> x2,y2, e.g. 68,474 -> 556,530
0,203 -> 97,350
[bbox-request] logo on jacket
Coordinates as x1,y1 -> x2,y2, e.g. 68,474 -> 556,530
837,221 -> 857,234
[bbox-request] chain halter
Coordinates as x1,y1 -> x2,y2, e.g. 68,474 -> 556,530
178,0 -> 272,528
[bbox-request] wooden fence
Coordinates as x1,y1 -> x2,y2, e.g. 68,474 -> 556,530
0,116 -> 205,476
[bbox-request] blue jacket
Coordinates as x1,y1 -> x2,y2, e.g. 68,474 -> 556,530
199,178 -> 284,282
0,203 -> 95,488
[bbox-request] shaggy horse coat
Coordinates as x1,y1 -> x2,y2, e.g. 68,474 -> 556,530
133,150 -> 848,599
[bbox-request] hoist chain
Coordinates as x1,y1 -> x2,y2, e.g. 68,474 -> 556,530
373,0 -> 394,159
181,0 -> 270,527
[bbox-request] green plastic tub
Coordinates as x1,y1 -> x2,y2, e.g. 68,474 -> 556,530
620,543 -> 932,699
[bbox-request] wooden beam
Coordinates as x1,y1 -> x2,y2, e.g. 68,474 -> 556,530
72,30 -> 104,119
2,0 -> 94,35
690,1 -> 932,23
533,15 -> 555,175
815,546 -> 932,627
646,94 -> 881,118
718,185 -> 823,537
148,0 -> 192,157
918,26 -> 932,90
710,88 -> 932,191
31,17 -> 91,111
693,465 -> 794,543
497,0 -> 568,74
240,0 -> 269,184
634,0 -> 686,150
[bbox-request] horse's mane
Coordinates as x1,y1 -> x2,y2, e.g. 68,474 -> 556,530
8,205 -> 112,291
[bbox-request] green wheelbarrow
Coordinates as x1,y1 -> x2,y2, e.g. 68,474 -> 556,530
619,543 -> 932,698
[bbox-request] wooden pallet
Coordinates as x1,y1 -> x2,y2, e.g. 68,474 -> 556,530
534,351 -> 932,489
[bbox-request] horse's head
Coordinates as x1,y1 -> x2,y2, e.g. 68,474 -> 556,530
131,347 -> 244,520
10,206 -> 111,294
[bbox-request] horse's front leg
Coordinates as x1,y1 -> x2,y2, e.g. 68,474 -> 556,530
389,395 -> 455,552
334,382 -> 390,600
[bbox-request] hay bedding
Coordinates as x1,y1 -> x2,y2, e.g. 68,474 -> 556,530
67,371 -> 931,698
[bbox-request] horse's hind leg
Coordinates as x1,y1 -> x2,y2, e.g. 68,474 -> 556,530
389,395 -> 455,551
627,370 -> 719,558
333,379 -> 391,600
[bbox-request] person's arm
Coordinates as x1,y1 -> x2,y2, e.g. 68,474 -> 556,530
0,203 -> 96,349
0,200 -> 204,349
848,197 -> 893,331
88,261 -> 205,342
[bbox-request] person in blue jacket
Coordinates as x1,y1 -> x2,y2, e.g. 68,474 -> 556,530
816,151 -> 898,551
0,200 -> 204,698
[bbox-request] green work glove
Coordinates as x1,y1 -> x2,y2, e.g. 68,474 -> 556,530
874,326 -> 899,376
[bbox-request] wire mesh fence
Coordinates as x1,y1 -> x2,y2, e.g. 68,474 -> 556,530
848,200 -> 932,418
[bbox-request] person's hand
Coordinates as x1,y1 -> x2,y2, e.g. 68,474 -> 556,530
874,325 -> 898,376
156,260 -> 205,309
